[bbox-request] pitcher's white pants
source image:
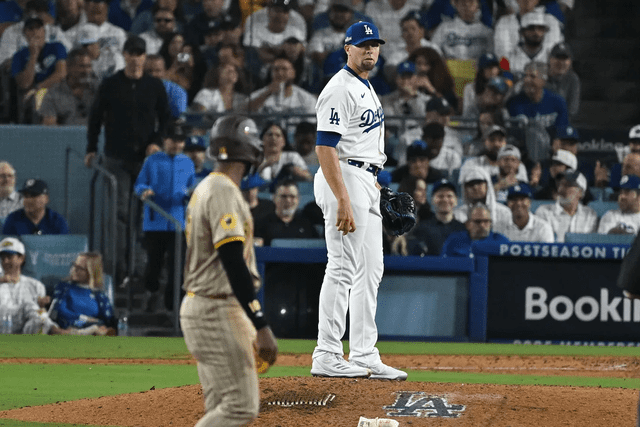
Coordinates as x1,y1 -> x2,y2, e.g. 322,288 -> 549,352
312,162 -> 384,365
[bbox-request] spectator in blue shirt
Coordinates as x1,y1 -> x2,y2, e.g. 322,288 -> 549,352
442,202 -> 509,257
50,252 -> 117,335
108,0 -> 153,32
134,121 -> 195,312
507,61 -> 568,136
2,178 -> 69,235
507,61 -> 568,163
12,17 -> 67,95
144,54 -> 187,118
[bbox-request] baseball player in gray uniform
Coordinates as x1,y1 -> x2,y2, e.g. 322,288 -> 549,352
310,21 -> 407,381
180,115 -> 278,427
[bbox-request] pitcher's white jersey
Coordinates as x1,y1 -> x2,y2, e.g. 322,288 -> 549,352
316,66 -> 386,167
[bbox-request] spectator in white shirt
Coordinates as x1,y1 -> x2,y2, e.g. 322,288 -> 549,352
0,162 -> 23,226
597,175 -> 640,235
459,125 -> 528,185
308,0 -> 356,67
66,0 -> 128,53
191,62 -> 248,113
257,122 -> 312,183
363,0 -> 424,56
244,56 -> 317,122
455,166 -> 512,233
140,5 -> 177,55
502,183 -> 554,242
398,97 -> 463,174
493,0 -> 563,63
430,0 -> 493,61
504,11 -> 550,80
74,22 -> 124,81
243,0 -> 307,65
535,170 -> 598,242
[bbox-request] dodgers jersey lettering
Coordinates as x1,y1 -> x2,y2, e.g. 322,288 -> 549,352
316,66 -> 386,167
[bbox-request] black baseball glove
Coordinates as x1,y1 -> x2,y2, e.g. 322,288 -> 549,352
380,187 -> 417,236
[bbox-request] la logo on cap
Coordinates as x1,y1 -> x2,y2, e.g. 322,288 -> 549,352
621,176 -> 629,185
364,24 -> 372,35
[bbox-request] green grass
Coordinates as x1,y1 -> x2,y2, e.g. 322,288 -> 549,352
3,336 -> 640,360
0,364 -> 199,411
0,335 -> 191,360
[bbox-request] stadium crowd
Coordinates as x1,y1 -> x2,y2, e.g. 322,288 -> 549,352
3,0 -> 640,332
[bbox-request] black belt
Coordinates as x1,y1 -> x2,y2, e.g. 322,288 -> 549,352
347,159 -> 381,176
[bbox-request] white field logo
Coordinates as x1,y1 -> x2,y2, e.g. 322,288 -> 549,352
364,25 -> 373,35
525,286 -> 640,322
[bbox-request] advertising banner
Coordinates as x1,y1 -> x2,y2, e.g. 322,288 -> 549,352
474,242 -> 640,342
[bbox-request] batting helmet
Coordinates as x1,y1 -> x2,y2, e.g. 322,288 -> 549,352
208,115 -> 264,174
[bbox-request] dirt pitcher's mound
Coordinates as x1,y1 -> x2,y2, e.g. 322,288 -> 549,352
1,377 -> 637,427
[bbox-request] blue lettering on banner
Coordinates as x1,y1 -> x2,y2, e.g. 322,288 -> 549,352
360,107 -> 384,133
495,243 -> 629,260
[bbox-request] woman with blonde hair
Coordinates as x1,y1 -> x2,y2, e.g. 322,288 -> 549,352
50,252 -> 116,336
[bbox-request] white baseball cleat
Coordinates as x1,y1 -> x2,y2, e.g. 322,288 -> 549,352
351,360 -> 408,381
311,353 -> 372,378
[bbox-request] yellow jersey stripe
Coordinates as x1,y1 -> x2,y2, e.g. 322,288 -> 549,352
214,236 -> 245,249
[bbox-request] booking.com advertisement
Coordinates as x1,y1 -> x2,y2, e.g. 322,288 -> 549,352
473,242 -> 640,342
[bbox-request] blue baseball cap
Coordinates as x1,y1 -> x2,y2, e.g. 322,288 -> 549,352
345,21 -> 385,46
432,178 -> 456,196
407,139 -> 430,160
397,61 -> 416,75
507,183 -> 533,199
619,175 -> 640,190
556,125 -> 580,141
240,173 -> 268,190
184,135 -> 208,151
478,52 -> 500,70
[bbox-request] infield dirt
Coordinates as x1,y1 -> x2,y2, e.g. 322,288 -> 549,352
1,354 -> 638,426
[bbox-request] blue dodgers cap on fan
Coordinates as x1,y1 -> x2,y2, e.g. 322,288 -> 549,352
478,52 -> 500,70
397,61 -> 416,75
619,175 -> 640,190
556,125 -> 580,140
507,183 -> 533,199
240,173 -> 267,190
344,21 -> 385,46
184,135 -> 208,151
432,178 -> 456,195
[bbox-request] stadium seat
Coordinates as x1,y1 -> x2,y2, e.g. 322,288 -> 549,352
587,200 -> 618,218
